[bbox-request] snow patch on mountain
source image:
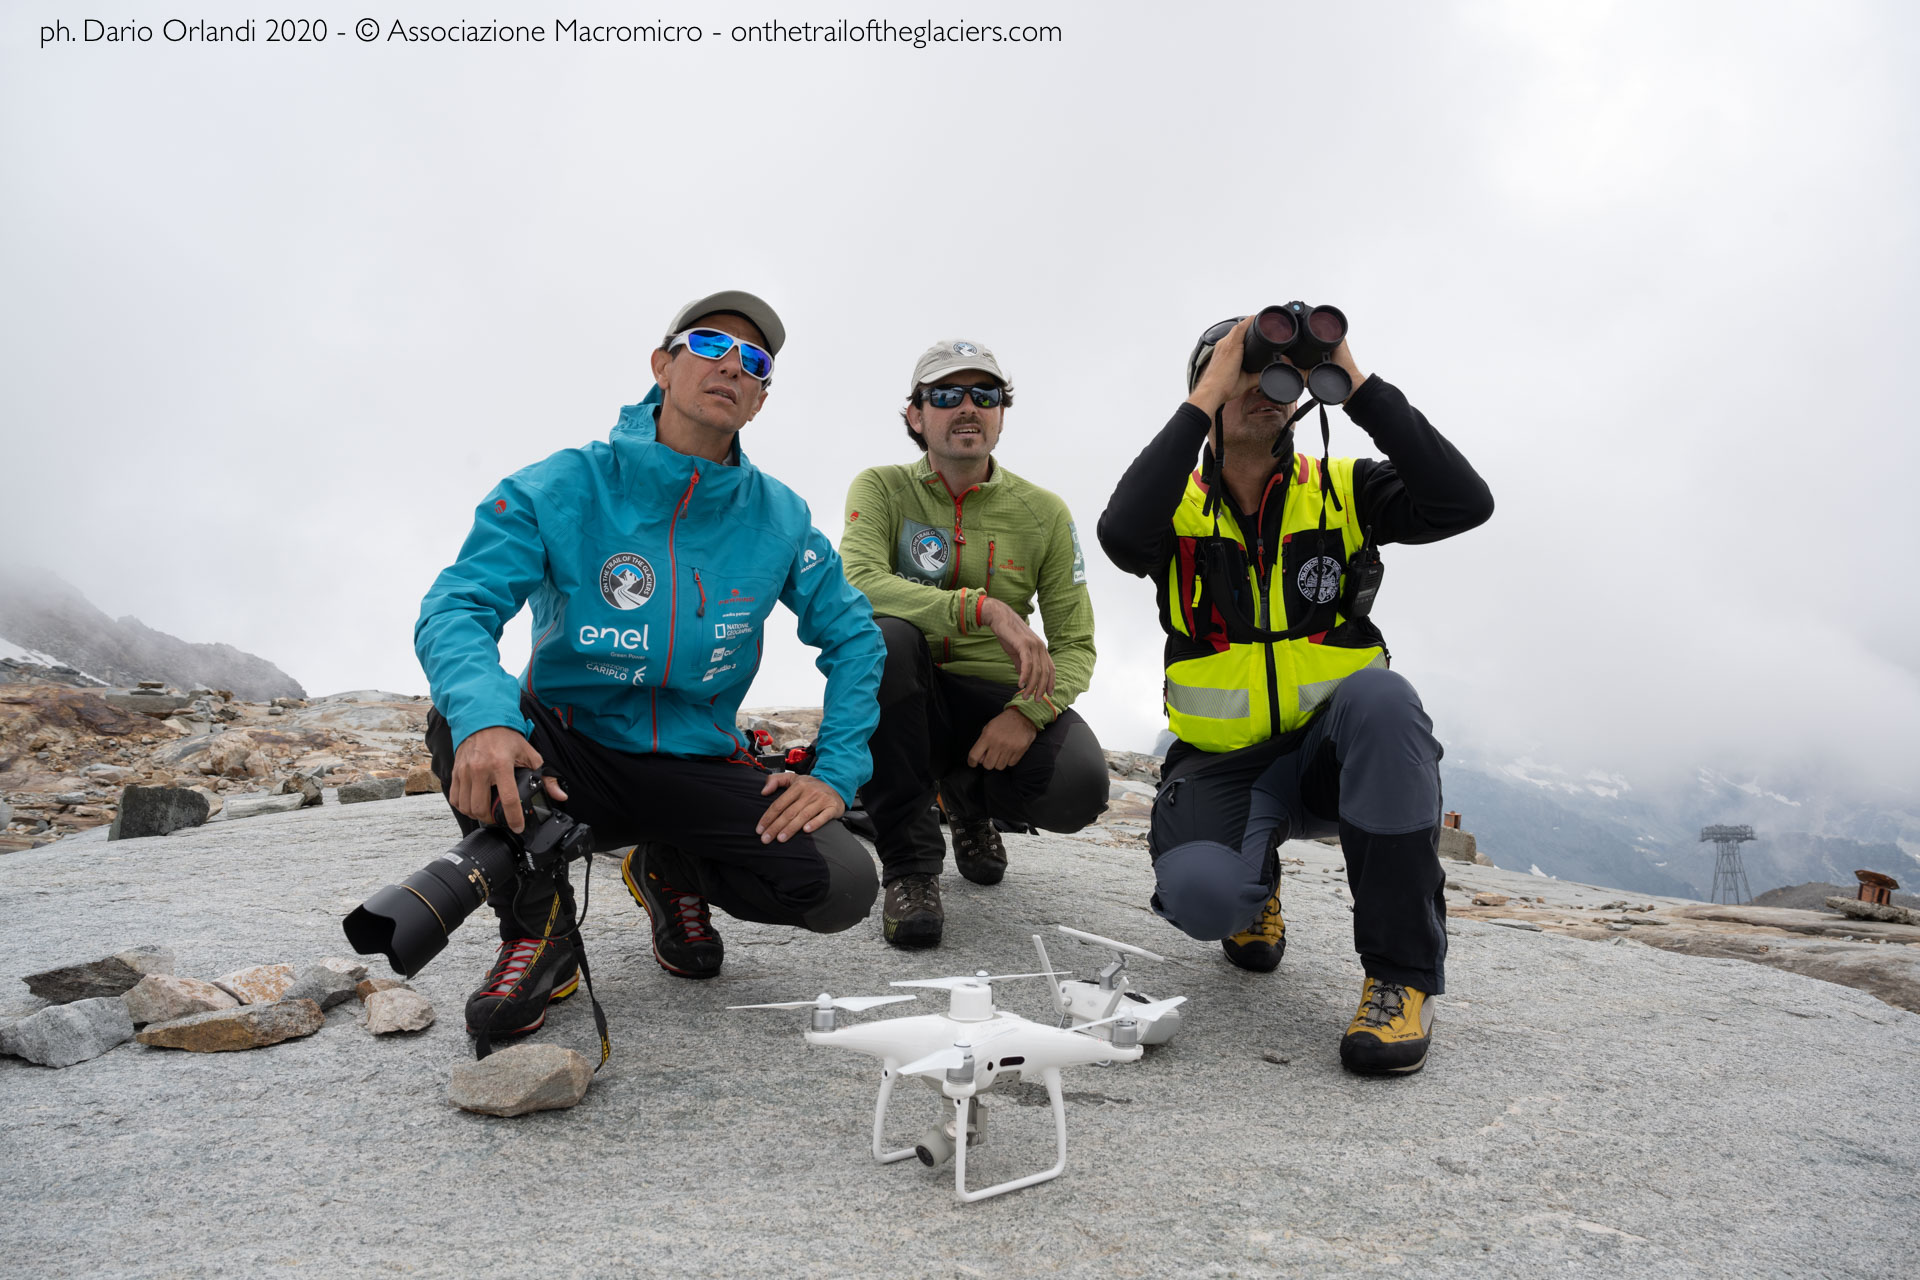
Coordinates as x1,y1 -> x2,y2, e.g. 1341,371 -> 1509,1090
1498,758 -> 1636,800
1697,767 -> 1802,808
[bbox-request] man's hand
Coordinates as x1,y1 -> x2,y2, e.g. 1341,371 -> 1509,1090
967,708 -> 1039,771
981,596 -> 1055,701
758,772 -> 846,844
449,726 -> 566,833
1186,316 -> 1261,417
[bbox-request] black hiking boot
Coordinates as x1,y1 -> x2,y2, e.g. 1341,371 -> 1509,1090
883,873 -> 944,948
951,818 -> 1008,886
623,844 -> 724,979
463,935 -> 580,1040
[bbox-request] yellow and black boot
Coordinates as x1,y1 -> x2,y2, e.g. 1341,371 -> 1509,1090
1340,977 -> 1434,1075
1220,891 -> 1286,972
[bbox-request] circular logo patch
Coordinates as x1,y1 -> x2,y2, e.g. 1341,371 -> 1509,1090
599,554 -> 656,610
952,341 -> 978,356
1297,556 -> 1342,605
908,529 -> 950,576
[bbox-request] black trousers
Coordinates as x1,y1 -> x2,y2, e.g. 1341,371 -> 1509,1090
865,616 -> 1109,881
425,695 -> 878,942
1147,667 -> 1448,993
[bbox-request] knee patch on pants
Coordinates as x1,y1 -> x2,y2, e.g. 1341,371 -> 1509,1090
1150,840 -> 1270,941
801,821 -> 881,934
1023,719 -> 1110,833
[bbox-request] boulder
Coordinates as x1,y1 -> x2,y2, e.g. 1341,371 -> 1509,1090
364,987 -> 436,1034
219,792 -> 306,821
404,766 -> 441,795
200,734 -> 269,779
23,945 -> 175,1003
0,997 -> 136,1067
109,786 -> 210,840
212,963 -> 296,1005
1437,826 -> 1478,862
448,1043 -> 594,1116
1825,896 -> 1920,927
278,775 -> 324,806
281,964 -> 360,1011
136,999 -> 325,1052
1471,892 -> 1510,907
356,977 -> 411,1001
102,692 -> 190,717
121,975 -> 239,1024
338,777 -> 405,805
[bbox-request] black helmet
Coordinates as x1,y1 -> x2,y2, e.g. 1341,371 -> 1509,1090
1185,316 -> 1244,394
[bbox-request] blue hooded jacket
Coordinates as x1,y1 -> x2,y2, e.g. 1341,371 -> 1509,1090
415,387 -> 884,805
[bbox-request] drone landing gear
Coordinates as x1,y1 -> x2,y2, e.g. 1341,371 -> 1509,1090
870,1064 -> 1070,1202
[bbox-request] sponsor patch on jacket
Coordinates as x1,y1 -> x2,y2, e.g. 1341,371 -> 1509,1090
898,519 -> 950,583
1069,521 -> 1087,585
599,554 -> 655,610
714,622 -> 753,640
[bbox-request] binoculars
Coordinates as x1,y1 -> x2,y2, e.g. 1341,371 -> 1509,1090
1241,301 -> 1353,405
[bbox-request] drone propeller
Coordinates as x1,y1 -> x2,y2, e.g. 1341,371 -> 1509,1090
1055,925 -> 1167,963
1070,995 -> 1187,1032
728,993 -> 918,1012
889,970 -> 1067,991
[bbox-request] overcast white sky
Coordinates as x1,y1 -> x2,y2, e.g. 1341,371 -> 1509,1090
5,1 -> 1916,790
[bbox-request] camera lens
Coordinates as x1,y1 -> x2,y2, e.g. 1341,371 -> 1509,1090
344,826 -> 520,976
1306,306 -> 1347,346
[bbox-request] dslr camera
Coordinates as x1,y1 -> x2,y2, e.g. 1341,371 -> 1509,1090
343,767 -> 594,977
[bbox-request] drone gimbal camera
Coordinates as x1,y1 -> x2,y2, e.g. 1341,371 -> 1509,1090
731,964 -> 1184,1203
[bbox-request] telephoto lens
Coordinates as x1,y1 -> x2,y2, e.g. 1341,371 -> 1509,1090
343,769 -> 542,976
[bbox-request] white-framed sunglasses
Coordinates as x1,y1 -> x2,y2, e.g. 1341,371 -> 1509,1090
668,328 -> 774,382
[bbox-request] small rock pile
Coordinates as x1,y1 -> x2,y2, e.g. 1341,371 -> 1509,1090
0,946 -> 437,1068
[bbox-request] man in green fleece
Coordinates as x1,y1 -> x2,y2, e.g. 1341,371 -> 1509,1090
841,338 -> 1107,947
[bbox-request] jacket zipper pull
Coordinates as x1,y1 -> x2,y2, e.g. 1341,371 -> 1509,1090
693,568 -> 707,617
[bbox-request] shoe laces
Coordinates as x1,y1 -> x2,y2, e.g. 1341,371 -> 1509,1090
897,874 -> 940,911
954,820 -> 1002,860
1356,980 -> 1408,1030
479,937 -> 544,998
1235,893 -> 1285,944
659,882 -> 715,944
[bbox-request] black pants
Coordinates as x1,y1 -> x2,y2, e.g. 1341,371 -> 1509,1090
1147,667 -> 1448,993
425,695 -> 878,942
865,616 -> 1109,881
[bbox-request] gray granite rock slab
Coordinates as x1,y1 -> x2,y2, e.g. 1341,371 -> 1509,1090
135,999 -> 324,1051
108,785 -> 210,840
282,963 -> 359,1010
22,945 -> 174,1002
0,996 -> 135,1067
215,792 -> 307,822
0,794 -> 1915,1278
121,974 -> 238,1024
337,777 -> 405,804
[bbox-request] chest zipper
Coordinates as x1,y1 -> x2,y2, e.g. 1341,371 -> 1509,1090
655,468 -> 701,750
693,567 -> 707,617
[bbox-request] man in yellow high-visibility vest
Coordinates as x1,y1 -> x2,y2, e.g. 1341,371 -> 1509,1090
1097,314 -> 1493,1075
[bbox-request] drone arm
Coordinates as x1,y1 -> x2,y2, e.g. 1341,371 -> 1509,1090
952,1067 -> 1069,1203
870,1060 -> 919,1165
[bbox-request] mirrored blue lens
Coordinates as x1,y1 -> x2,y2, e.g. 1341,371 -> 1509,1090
925,385 -> 1002,409
680,328 -> 773,381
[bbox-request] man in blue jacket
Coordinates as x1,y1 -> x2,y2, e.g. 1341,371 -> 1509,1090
415,289 -> 886,1044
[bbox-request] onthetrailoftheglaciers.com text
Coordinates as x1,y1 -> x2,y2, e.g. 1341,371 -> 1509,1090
38,18 -> 1065,49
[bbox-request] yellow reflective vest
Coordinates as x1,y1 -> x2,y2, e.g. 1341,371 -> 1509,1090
1162,453 -> 1387,751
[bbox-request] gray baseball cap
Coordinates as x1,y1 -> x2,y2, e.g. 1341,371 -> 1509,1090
665,289 -> 786,355
908,339 -> 1008,395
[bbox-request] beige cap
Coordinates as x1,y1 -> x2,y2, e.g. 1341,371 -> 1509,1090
908,339 -> 1008,395
665,290 -> 786,355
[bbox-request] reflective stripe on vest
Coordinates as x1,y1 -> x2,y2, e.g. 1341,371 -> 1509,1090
1161,455 -> 1387,752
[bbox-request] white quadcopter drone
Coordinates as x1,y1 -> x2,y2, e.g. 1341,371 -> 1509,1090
730,966 -> 1185,1203
1032,925 -> 1185,1045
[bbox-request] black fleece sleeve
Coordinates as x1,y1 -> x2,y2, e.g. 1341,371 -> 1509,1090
1343,376 -> 1494,546
1096,402 -> 1214,577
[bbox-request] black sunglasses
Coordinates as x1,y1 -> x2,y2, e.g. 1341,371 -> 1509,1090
921,384 -> 1004,410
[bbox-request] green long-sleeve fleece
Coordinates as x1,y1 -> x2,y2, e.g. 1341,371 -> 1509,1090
840,456 -> 1096,728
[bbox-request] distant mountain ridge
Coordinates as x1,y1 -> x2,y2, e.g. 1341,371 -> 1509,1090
1444,749 -> 1919,901
0,566 -> 304,702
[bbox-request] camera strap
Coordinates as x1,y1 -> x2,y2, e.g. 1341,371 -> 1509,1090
471,855 -> 612,1071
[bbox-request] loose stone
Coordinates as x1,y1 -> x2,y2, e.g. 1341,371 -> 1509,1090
281,964 -> 360,1010
24,946 -> 175,1003
364,988 -> 436,1034
338,777 -> 406,804
0,997 -> 136,1067
448,1043 -> 593,1116
213,963 -> 296,1005
136,999 -> 325,1052
121,974 -> 239,1024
